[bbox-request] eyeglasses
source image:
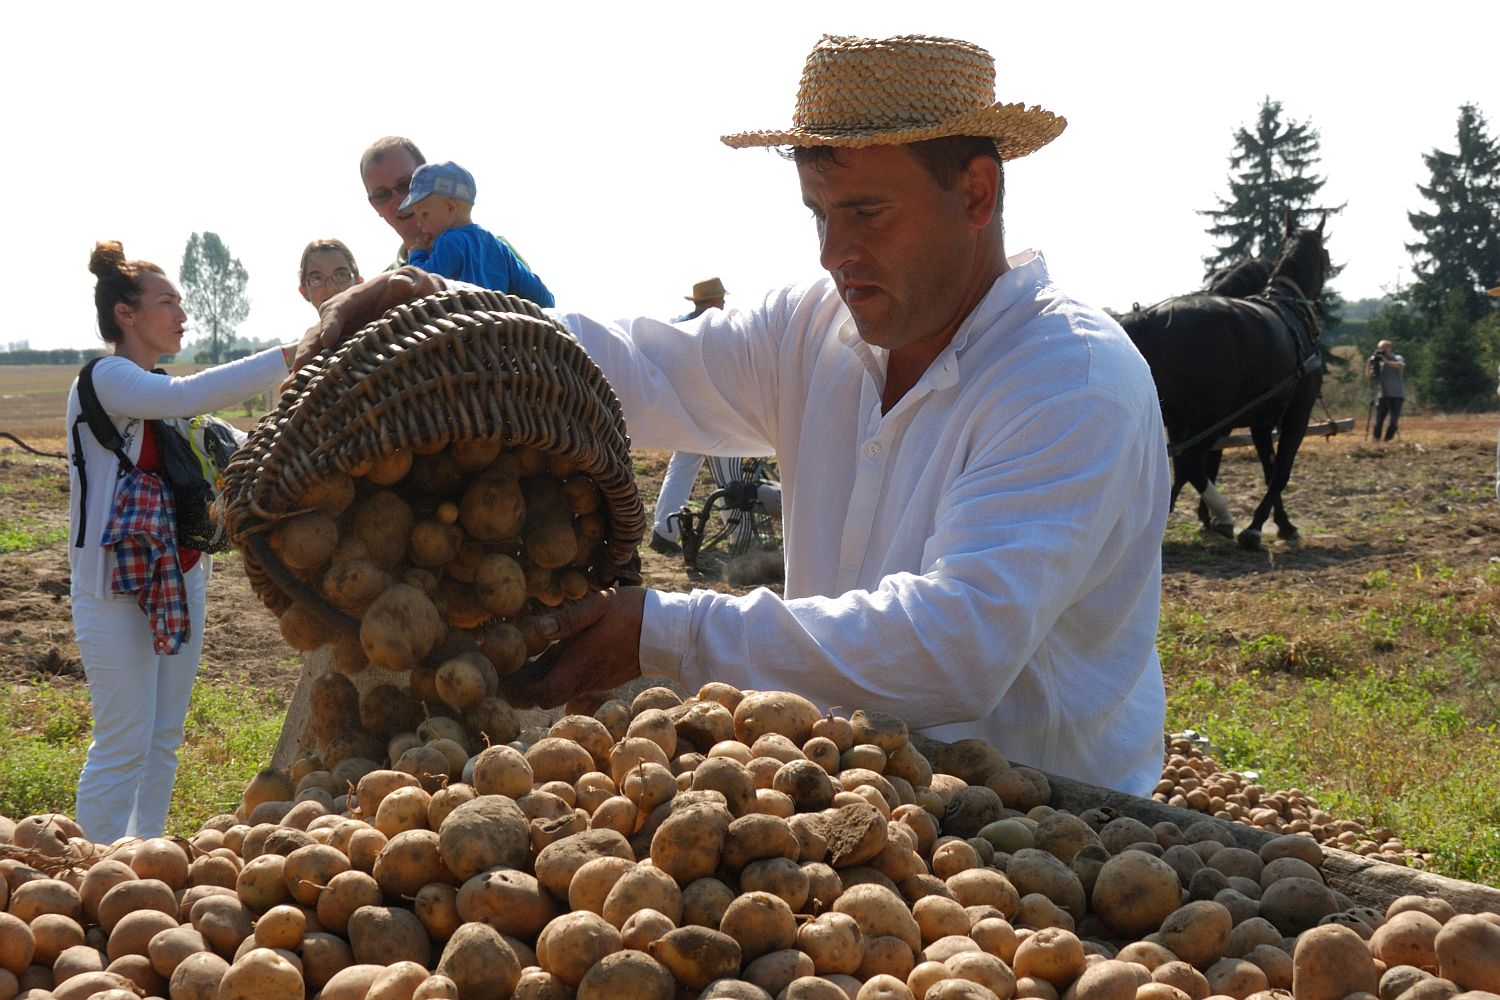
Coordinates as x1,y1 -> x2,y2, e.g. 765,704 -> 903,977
304,268 -> 355,289
367,175 -> 412,206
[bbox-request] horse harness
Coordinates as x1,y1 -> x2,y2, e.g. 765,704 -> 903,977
1163,278 -> 1323,460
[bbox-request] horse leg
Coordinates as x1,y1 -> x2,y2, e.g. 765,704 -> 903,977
1238,384 -> 1319,550
1195,449 -> 1225,528
1246,425 -> 1296,537
1183,447 -> 1233,538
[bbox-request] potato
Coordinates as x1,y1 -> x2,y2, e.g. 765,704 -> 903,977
251,905 -> 305,953
437,795 -> 530,881
472,625 -> 527,679
455,867 -> 559,939
321,558 -> 392,616
372,830 -> 453,898
300,931 -> 355,991
97,878 -> 176,933
1433,913 -> 1500,992
168,951 -> 229,1000
408,518 -> 463,569
469,553 -> 528,618
1158,900 -> 1233,969
944,951 -> 1017,999
833,883 -> 921,955
126,837 -> 188,890
734,691 -> 822,746
795,910 -> 864,976
1011,926 -> 1085,990
649,800 -> 734,886
189,894 -> 255,959
218,948 -> 303,1000
270,512 -> 338,571
1090,852 -> 1182,938
573,949 -> 674,1000
364,448 -> 413,486
351,490 -> 415,568
536,911 -> 622,987
0,913 -> 34,977
346,905 -> 431,968
435,652 -> 493,710
459,471 -> 526,542
1258,875 -> 1340,936
1203,957 -> 1269,999
51,971 -> 140,1000
1370,910 -> 1443,970
434,922 -> 523,1000
1006,848 -> 1086,922
9,878 -> 79,926
317,965 -> 385,1000
361,584 -> 444,672
525,515 -> 576,569
366,960 -> 431,1000
373,784 -> 433,838
602,865 -> 684,929
936,740 -> 1009,786
532,828 -> 635,900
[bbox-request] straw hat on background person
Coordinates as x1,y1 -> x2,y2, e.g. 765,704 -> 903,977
686,277 -> 729,303
721,33 -> 1065,160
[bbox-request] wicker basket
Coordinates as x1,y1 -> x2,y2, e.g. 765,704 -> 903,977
222,287 -> 646,624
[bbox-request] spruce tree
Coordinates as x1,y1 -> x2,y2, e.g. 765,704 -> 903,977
1421,289 -> 1494,409
1201,98 -> 1344,279
1406,104 -> 1500,327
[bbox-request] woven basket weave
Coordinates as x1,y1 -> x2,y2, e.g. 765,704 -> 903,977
222,287 -> 646,619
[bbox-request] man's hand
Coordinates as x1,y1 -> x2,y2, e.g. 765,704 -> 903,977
501,587 -> 648,708
289,267 -> 444,372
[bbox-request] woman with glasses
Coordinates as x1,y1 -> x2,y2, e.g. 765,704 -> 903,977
298,239 -> 362,311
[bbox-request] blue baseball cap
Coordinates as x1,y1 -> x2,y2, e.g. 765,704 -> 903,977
398,161 -> 477,212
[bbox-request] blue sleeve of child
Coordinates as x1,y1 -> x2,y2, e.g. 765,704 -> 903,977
417,232 -> 470,282
504,252 -> 555,308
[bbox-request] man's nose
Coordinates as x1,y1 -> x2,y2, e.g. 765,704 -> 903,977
818,219 -> 855,274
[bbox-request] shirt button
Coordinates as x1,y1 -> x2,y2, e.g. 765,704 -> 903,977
864,441 -> 882,459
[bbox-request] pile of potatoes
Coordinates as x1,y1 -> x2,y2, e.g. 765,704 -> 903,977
2,685 -> 1498,1000
1151,737 -> 1431,871
266,439 -> 621,688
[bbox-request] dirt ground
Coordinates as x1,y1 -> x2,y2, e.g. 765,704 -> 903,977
4,373 -> 1498,728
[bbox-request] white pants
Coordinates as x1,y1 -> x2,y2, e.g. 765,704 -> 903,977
72,560 -> 207,843
653,454 -> 753,540
652,451 -> 707,541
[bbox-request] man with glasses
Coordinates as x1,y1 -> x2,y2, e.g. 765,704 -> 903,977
360,137 -> 540,280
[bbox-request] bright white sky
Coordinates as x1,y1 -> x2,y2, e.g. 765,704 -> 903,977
7,1 -> 1496,353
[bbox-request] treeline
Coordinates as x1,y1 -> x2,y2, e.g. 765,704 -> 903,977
0,341 -> 277,367
0,348 -> 106,366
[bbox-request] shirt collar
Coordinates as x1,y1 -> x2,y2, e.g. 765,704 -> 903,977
835,249 -> 1050,366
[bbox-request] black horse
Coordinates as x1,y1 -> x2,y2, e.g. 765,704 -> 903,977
1121,217 -> 1329,549
1206,256 -> 1272,297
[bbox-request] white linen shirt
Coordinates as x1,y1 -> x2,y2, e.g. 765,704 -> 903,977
557,251 -> 1171,795
67,349 -> 289,600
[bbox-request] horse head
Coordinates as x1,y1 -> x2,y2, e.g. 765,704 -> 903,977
1269,217 -> 1329,303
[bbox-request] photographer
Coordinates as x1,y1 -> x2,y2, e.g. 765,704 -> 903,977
1367,339 -> 1406,442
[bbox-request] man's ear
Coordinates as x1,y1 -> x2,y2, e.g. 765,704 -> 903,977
299,286 -> 312,304
960,155 -> 1001,227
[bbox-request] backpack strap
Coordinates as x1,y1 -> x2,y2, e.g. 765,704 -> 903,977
72,358 -> 136,548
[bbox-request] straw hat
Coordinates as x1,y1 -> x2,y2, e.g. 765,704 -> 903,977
686,277 -> 728,302
721,34 -> 1065,160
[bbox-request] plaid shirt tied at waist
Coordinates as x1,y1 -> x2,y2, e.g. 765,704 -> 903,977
100,465 -> 189,655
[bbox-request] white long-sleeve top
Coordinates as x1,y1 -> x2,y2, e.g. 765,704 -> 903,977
557,251 -> 1172,796
67,349 -> 289,599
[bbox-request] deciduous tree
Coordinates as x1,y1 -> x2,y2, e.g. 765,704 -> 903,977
180,232 -> 250,365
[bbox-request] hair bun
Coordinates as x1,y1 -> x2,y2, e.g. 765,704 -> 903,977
89,240 -> 127,278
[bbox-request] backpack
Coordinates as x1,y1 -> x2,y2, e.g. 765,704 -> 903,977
72,358 -> 242,553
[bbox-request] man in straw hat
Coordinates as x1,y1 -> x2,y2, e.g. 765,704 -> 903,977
300,34 -> 1170,795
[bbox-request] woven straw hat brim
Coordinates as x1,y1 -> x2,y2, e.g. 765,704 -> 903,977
721,100 -> 1066,160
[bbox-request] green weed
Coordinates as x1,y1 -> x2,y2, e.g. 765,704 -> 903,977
0,522 -> 69,554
